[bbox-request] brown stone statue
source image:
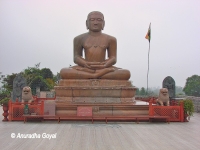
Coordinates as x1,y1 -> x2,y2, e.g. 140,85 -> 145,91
55,11 -> 136,112
60,11 -> 130,80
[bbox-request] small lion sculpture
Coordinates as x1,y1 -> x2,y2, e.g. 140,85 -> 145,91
157,88 -> 170,106
21,86 -> 33,103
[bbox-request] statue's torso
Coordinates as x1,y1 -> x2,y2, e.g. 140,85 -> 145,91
82,33 -> 110,62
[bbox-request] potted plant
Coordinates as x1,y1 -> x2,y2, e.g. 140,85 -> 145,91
0,97 -> 9,121
179,99 -> 194,122
0,97 -> 9,105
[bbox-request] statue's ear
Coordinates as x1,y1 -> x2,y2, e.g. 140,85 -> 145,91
86,20 -> 89,30
102,20 -> 105,30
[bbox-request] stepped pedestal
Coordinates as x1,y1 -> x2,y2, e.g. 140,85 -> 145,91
54,79 -> 139,116
55,79 -> 136,104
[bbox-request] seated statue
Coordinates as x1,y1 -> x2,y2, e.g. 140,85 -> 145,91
21,86 -> 33,104
60,11 -> 130,80
156,88 -> 170,106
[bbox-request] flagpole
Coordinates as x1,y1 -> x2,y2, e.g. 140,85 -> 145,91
147,41 -> 150,95
145,22 -> 151,96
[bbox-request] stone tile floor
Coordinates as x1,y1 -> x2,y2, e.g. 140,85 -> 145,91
0,106 -> 200,150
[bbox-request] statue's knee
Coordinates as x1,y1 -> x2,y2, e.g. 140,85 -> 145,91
121,69 -> 131,80
60,68 -> 66,74
60,68 -> 71,79
126,70 -> 131,78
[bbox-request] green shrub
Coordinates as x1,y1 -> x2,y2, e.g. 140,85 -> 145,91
179,99 -> 194,116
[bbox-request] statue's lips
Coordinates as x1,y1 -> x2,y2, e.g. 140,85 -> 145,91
92,25 -> 99,28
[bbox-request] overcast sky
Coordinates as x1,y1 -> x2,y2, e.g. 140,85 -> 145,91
0,0 -> 200,88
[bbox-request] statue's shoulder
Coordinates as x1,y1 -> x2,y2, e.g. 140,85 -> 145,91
102,33 -> 117,42
74,33 -> 88,41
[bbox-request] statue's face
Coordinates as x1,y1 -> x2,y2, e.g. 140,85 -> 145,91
161,88 -> 168,96
23,86 -> 31,95
86,13 -> 104,32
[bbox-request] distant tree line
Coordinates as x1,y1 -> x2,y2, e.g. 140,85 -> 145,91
136,87 -> 158,97
136,86 -> 185,97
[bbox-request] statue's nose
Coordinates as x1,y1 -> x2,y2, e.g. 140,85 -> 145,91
94,19 -> 98,24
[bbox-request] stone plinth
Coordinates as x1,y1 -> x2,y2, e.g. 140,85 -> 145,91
55,103 -> 149,116
54,79 -> 137,104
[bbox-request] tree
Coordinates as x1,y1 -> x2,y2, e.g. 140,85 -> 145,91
22,63 -> 41,86
136,88 -> 140,95
41,68 -> 53,79
1,73 -> 17,92
21,63 -> 56,94
183,75 -> 200,96
1,63 -> 56,96
140,87 -> 146,96
45,78 -> 56,89
30,76 -> 49,95
0,89 -> 10,101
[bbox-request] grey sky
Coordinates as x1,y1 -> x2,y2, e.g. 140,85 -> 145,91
0,0 -> 200,88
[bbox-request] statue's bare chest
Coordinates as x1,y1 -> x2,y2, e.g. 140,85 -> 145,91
83,36 -> 109,51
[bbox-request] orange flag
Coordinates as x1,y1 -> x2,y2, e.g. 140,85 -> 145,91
145,23 -> 151,43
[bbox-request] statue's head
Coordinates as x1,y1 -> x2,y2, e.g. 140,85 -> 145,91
160,88 -> 169,96
86,11 -> 105,31
159,88 -> 169,102
22,86 -> 33,101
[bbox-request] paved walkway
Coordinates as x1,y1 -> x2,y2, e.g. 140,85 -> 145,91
0,107 -> 200,150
